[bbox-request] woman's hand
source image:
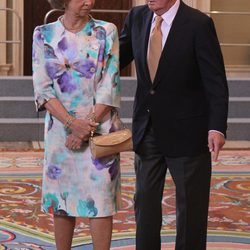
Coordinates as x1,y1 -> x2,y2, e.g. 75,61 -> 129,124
69,118 -> 98,141
43,99 -> 98,141
65,134 -> 83,150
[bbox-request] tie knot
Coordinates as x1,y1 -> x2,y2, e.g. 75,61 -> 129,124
155,16 -> 163,29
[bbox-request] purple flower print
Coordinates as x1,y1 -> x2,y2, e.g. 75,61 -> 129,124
32,28 -> 44,61
109,161 -> 119,181
92,156 -> 119,180
109,124 -> 115,133
48,114 -> 54,131
44,44 -> 57,59
34,28 -> 43,41
58,37 -> 68,51
46,165 -> 62,180
73,59 -> 97,79
57,71 -> 77,93
98,44 -> 105,62
109,113 -> 122,133
44,36 -> 97,93
92,157 -> 108,170
57,37 -> 78,62
46,61 -> 62,79
96,27 -> 106,40
89,21 -> 95,29
33,28 -> 43,47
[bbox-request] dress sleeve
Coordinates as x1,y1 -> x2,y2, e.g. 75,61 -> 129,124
95,24 -> 120,108
32,27 -> 56,112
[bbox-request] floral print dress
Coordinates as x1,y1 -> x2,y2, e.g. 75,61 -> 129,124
32,17 -> 121,218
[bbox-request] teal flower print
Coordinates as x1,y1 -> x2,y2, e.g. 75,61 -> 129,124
41,24 -> 55,43
43,193 -> 59,213
77,197 -> 98,217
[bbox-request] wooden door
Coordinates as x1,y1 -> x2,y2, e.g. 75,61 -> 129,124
23,0 -> 132,76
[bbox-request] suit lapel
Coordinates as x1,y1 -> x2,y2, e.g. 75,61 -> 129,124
141,9 -> 154,84
153,1 -> 188,87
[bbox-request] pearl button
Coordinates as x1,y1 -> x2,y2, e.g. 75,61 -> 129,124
90,67 -> 96,73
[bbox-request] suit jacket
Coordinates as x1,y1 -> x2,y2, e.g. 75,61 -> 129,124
120,1 -> 228,157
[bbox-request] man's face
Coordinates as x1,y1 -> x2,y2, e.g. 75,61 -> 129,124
147,0 -> 176,15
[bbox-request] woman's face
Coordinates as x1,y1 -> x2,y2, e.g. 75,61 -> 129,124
66,0 -> 95,17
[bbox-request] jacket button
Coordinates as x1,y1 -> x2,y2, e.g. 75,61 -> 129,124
150,89 -> 155,95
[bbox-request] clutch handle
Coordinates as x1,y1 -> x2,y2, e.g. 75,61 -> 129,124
89,106 -> 126,140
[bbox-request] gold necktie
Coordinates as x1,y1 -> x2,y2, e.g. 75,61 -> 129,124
148,16 -> 163,82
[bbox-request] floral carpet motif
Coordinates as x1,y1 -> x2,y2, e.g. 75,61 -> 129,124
0,150 -> 249,249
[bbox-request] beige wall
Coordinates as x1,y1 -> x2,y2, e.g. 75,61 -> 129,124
132,0 -> 250,69
0,0 -> 23,76
133,0 -> 145,6
211,0 -> 250,68
192,0 -> 210,12
212,0 -> 250,11
0,0 -> 9,75
133,0 -> 210,11
12,0 -> 23,75
0,0 -> 249,75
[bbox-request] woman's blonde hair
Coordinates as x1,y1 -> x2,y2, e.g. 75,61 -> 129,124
47,0 -> 68,9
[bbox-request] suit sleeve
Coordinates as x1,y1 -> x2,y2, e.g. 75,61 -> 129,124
195,17 -> 229,135
119,9 -> 134,69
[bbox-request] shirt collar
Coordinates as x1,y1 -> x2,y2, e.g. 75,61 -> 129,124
152,0 -> 180,26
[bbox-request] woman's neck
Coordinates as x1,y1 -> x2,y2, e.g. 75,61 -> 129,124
62,12 -> 89,32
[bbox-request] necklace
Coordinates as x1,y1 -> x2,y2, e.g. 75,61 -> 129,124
61,15 -> 89,32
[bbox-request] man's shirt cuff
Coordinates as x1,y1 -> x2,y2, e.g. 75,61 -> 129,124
209,130 -> 225,137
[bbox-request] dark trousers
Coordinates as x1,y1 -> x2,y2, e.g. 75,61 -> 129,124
134,124 -> 212,250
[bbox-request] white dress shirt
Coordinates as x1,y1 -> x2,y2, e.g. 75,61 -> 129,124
148,0 -> 180,51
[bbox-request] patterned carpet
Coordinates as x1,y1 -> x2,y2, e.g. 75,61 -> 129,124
0,150 -> 249,249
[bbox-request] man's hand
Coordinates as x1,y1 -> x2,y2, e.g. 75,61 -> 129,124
208,131 -> 225,162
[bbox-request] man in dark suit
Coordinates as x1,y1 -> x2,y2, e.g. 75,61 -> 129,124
120,0 -> 228,249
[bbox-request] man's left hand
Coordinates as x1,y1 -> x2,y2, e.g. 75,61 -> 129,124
208,131 -> 225,162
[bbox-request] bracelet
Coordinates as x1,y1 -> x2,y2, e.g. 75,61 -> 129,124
64,116 -> 75,130
87,108 -> 96,122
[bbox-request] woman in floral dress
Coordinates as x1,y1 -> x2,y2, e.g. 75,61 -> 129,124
32,0 -> 121,249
